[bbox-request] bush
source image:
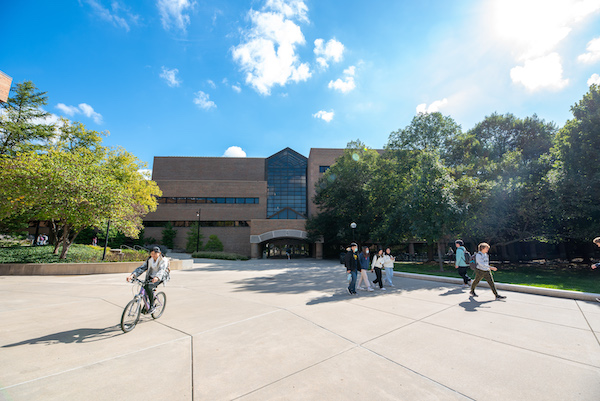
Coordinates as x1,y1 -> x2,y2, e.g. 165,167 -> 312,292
185,222 -> 204,253
204,235 -> 224,252
161,222 -> 177,249
190,251 -> 249,261
0,244 -> 149,264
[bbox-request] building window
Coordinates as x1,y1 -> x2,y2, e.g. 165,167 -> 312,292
266,148 -> 307,219
319,165 -> 330,173
156,197 -> 259,204
144,221 -> 250,227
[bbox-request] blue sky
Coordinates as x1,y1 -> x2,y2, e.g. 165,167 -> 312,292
2,0 -> 600,170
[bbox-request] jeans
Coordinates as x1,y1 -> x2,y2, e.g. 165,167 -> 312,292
384,267 -> 394,285
144,280 -> 161,306
470,269 -> 498,296
348,270 -> 358,293
372,267 -> 383,288
457,267 -> 471,284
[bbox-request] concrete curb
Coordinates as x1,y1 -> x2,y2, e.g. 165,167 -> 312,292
394,272 -> 600,302
0,258 -> 194,275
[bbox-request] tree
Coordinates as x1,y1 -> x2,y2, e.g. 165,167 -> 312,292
0,148 -> 161,258
204,235 -> 224,252
0,81 -> 55,155
387,112 -> 461,154
550,84 -> 600,243
307,141 -> 381,250
185,222 -> 204,253
161,222 -> 177,249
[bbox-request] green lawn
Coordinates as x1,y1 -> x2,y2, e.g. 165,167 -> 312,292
0,244 -> 149,264
395,262 -> 600,294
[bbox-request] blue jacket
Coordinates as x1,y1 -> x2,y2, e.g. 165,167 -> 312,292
358,252 -> 370,270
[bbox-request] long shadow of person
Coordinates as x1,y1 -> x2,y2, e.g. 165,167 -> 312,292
459,297 -> 494,312
2,325 -> 123,347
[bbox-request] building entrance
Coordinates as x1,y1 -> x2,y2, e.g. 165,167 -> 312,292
262,239 -> 310,258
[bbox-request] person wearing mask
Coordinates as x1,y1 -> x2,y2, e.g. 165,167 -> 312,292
357,246 -> 374,291
372,249 -> 385,290
470,243 -> 506,300
382,247 -> 395,287
344,243 -> 359,295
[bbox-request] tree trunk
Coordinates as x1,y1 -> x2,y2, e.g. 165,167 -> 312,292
426,243 -> 434,262
437,241 -> 445,271
51,220 -> 61,255
58,226 -> 82,259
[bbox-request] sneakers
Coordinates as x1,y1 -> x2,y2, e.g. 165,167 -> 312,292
347,288 -> 352,295
381,287 -> 386,290
596,298 -> 600,303
469,290 -> 477,297
358,286 -> 366,290
496,295 -> 507,300
148,306 -> 156,314
367,287 -> 374,292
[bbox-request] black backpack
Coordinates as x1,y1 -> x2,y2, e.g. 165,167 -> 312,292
462,249 -> 477,270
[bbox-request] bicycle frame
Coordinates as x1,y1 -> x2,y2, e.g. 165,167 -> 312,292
131,277 -> 153,312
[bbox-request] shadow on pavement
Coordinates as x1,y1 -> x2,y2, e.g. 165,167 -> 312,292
2,325 -> 123,347
458,297 -> 494,312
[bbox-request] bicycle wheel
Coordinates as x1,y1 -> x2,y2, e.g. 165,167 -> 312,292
121,299 -> 141,332
151,292 -> 167,319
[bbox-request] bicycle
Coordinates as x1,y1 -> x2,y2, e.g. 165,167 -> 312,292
120,277 -> 167,333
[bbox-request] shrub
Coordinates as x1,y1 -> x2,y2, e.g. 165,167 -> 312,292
204,235 -> 224,252
185,222 -> 204,253
161,222 -> 177,249
190,251 -> 249,261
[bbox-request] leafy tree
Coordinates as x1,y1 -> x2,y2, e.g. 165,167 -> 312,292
185,222 -> 204,253
387,112 -> 461,155
161,222 -> 177,249
0,81 -> 55,155
0,148 -> 161,258
204,235 -> 224,252
307,141 -> 381,249
550,84 -> 600,243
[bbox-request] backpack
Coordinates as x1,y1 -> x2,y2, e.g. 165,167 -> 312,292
462,249 -> 477,270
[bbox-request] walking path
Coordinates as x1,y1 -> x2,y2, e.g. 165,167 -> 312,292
1,259 -> 599,400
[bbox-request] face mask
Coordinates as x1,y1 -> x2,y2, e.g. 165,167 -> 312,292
365,249 -> 369,254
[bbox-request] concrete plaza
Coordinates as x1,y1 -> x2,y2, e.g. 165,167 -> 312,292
1,258 -> 599,400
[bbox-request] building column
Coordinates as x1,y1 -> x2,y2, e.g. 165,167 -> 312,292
251,243 -> 260,259
315,242 -> 323,259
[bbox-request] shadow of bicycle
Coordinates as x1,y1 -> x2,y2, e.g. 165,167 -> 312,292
1,325 -> 123,347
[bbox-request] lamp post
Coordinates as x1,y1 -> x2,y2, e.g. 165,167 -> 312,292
196,209 -> 201,252
350,222 -> 357,242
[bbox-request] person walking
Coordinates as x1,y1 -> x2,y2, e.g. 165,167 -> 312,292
344,243 -> 359,295
357,246 -> 374,291
591,237 -> 600,302
470,242 -> 506,300
454,240 -> 471,286
382,247 -> 395,287
372,249 -> 385,290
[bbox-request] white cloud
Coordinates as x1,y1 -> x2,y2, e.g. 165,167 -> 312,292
588,73 -> 600,86
328,76 -> 355,93
83,0 -> 139,31
157,0 -> 195,32
232,85 -> 242,93
416,98 -> 448,114
578,37 -> 600,63
55,103 -> 103,124
160,66 -> 181,87
328,65 -> 357,94
193,91 -> 216,110
312,110 -> 334,122
231,0 -> 311,95
223,146 -> 247,157
313,38 -> 344,68
207,79 -> 216,89
491,0 -> 600,60
510,53 -> 569,91
138,169 -> 152,179
343,66 -> 355,76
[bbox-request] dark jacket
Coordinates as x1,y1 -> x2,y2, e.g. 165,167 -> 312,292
344,250 -> 359,271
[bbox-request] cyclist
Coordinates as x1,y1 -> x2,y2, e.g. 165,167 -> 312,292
127,246 -> 168,313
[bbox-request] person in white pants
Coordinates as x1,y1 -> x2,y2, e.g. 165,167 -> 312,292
356,246 -> 374,291
382,247 -> 395,287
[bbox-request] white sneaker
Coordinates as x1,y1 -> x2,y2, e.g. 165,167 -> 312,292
381,287 -> 386,290
367,287 -> 374,292
358,286 -> 366,290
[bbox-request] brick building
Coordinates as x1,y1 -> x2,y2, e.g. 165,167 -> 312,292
144,147 -> 345,258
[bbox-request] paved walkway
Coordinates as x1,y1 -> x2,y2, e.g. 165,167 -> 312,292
1,259 -> 599,400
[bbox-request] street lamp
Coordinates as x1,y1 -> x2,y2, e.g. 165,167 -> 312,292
350,222 -> 357,242
196,209 -> 201,252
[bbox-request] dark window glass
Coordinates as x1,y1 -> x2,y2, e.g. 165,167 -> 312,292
226,198 -> 235,204
266,149 -> 307,219
166,197 -> 177,204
